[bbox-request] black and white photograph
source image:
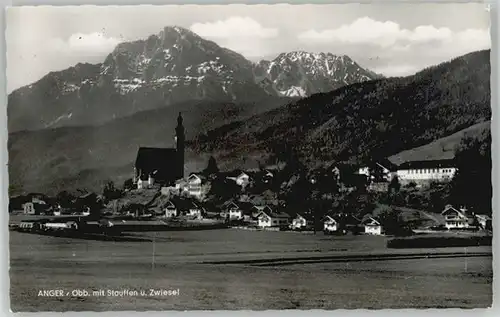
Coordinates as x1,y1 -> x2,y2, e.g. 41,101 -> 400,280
6,3 -> 493,311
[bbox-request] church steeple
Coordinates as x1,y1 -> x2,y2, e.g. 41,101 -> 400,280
175,112 -> 185,178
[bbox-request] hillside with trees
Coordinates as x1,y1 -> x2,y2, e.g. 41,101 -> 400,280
194,50 -> 491,168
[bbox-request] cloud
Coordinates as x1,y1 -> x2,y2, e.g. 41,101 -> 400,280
49,32 -> 122,55
297,17 -> 490,78
190,16 -> 279,39
298,17 -> 489,49
371,65 -> 420,77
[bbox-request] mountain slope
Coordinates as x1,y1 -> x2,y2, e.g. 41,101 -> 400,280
8,96 -> 291,195
194,50 -> 491,168
8,50 -> 490,195
7,26 -> 273,132
254,52 -> 382,97
8,26 -> 379,133
388,121 -> 491,165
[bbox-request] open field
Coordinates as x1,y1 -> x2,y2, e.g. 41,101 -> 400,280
9,229 -> 492,311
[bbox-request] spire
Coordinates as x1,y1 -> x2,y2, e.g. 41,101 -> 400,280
177,112 -> 183,126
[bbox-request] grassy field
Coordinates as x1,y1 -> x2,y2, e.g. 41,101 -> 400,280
9,229 -> 492,311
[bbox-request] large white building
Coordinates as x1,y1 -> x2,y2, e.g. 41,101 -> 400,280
396,159 -> 457,185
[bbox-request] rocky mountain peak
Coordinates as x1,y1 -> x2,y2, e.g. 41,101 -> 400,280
8,26 -> 380,132
253,51 -> 380,97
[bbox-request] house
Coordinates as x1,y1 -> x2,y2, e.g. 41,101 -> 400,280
173,178 -> 189,194
259,170 -> 274,184
186,173 -> 209,199
475,214 -> 492,230
164,200 -> 178,218
441,205 -> 472,229
224,201 -> 254,221
23,202 -> 51,215
126,203 -> 148,218
323,215 -> 339,233
133,112 -> 185,188
22,194 -> 52,215
291,213 -> 314,230
169,197 -> 204,218
362,217 -> 384,235
357,160 -> 396,183
187,202 -> 204,218
73,192 -> 100,216
396,159 -> 457,186
256,209 -> 291,228
226,170 -> 253,188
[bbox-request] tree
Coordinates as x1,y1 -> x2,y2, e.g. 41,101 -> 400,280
388,175 -> 401,193
449,132 -> 492,215
387,175 -> 401,204
206,177 -> 240,204
376,206 -> 411,236
56,191 -> 75,208
203,156 -> 219,176
102,180 -> 123,202
123,178 -> 135,191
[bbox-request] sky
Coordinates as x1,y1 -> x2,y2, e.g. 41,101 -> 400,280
6,3 -> 491,93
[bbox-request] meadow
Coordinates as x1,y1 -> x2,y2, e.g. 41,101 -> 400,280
9,229 -> 492,311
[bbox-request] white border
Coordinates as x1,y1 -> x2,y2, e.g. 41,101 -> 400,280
0,1 -> 498,316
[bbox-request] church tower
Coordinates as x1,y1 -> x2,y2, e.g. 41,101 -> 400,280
175,112 -> 185,178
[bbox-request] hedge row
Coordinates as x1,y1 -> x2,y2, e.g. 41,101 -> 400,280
387,235 -> 492,249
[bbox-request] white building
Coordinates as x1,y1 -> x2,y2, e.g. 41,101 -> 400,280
323,215 -> 339,233
441,205 -> 471,229
257,210 -> 291,228
226,171 -> 252,188
187,202 -> 204,218
291,214 -> 313,230
224,201 -> 254,220
187,174 -> 203,197
363,217 -> 384,235
164,200 -> 178,218
396,160 -> 457,185
357,162 -> 394,182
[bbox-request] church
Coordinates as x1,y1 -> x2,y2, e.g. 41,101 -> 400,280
133,112 -> 185,188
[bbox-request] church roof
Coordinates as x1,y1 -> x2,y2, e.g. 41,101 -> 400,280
135,147 -> 177,170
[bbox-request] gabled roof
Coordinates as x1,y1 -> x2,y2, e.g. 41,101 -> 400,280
360,159 -> 398,172
295,213 -> 314,221
441,205 -> 470,218
226,169 -> 252,179
165,200 -> 176,209
258,210 -> 291,219
188,173 -> 207,182
169,197 -> 199,211
322,215 -> 338,223
362,216 -> 381,226
225,201 -> 254,211
398,159 -> 456,170
252,205 -> 273,215
135,147 -> 177,170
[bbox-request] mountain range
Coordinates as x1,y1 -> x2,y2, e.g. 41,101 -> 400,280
192,49 -> 491,169
7,26 -> 491,196
7,26 -> 380,133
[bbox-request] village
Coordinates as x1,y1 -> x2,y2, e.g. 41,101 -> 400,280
9,158 -> 492,239
9,113 -> 492,240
